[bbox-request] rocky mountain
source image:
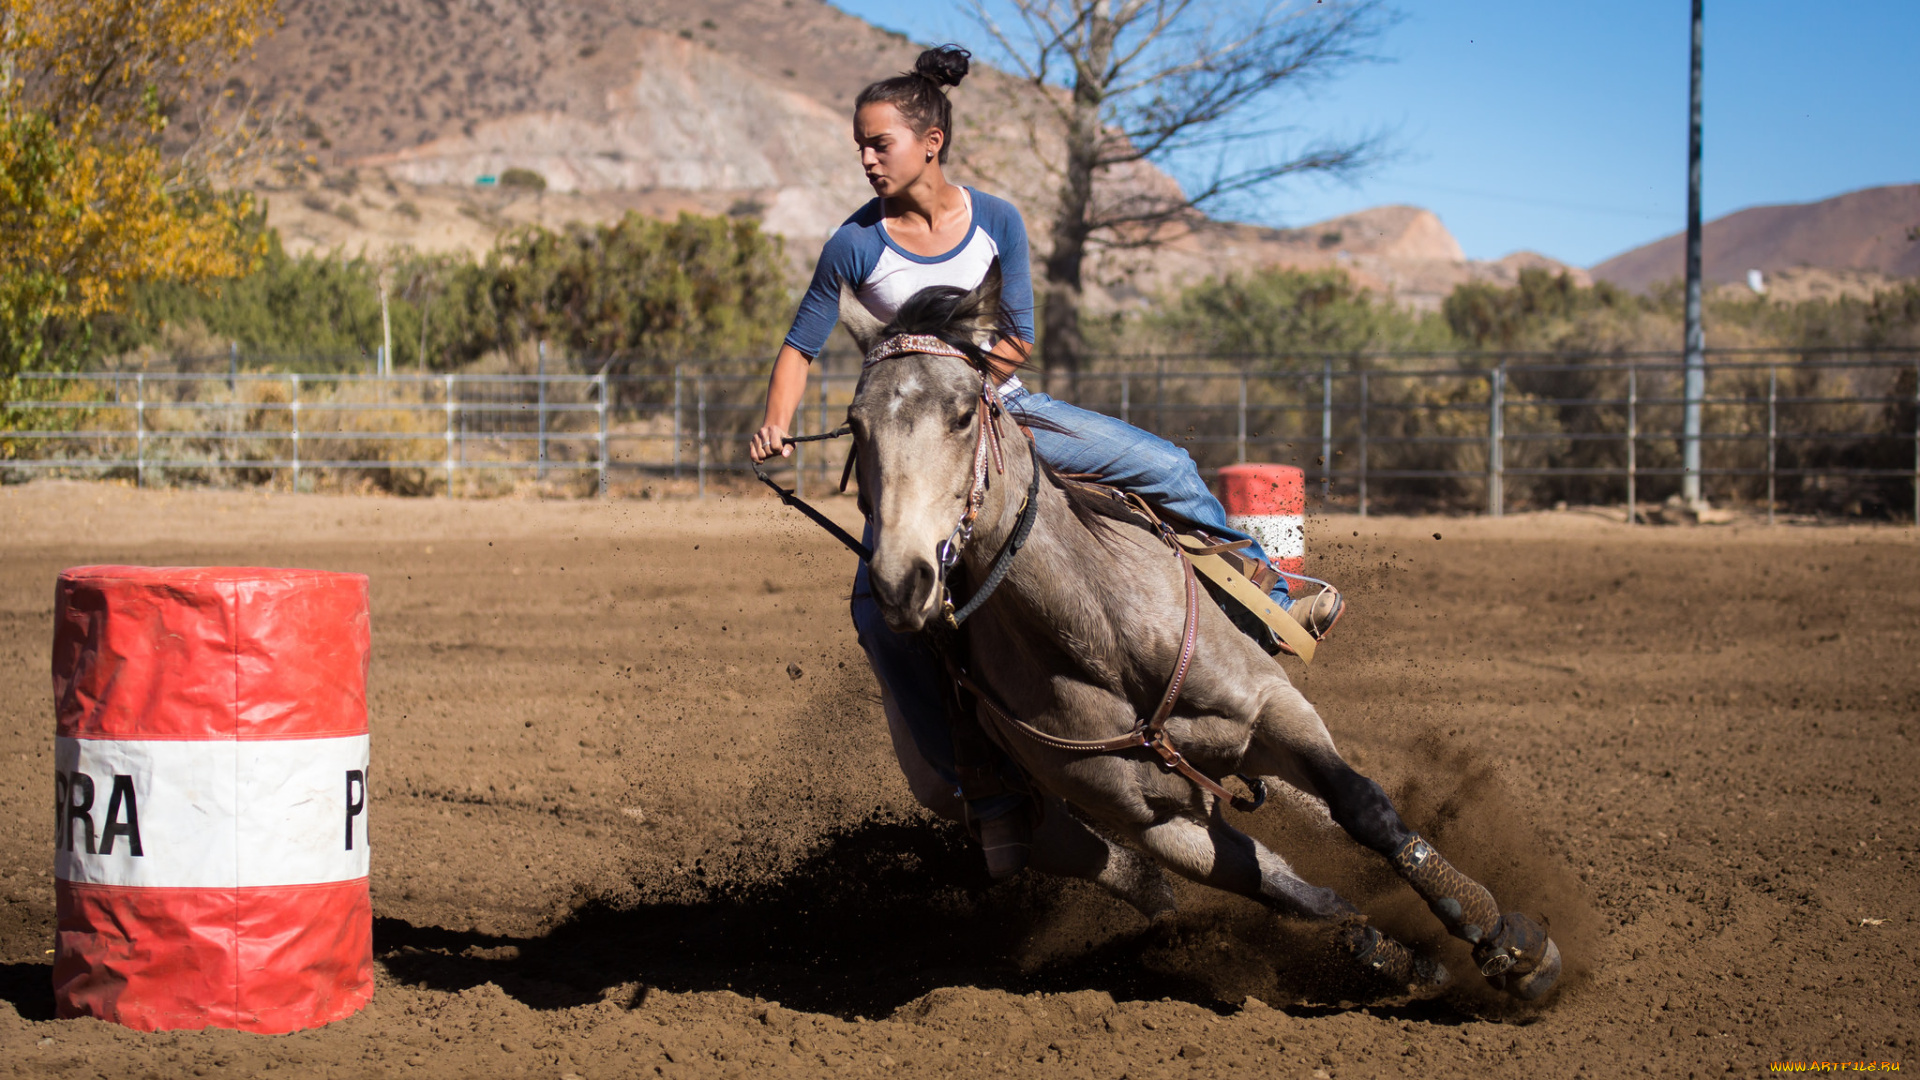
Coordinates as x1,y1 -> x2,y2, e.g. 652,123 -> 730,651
1592,184 -> 1920,293
1093,206 -> 1591,312
232,0 -> 1056,243
229,0 -> 1584,310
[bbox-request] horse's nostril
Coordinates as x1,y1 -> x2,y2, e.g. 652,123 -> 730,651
893,561 -> 933,610
873,557 -> 939,626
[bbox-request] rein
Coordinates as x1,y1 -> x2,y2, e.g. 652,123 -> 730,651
753,331 -> 1027,628
756,332 -> 1265,814
751,426 -> 869,562
943,443 -> 1037,628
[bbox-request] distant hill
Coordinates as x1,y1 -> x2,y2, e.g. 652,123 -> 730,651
224,0 -> 1585,310
1592,184 -> 1920,293
1111,207 -> 1590,313
227,0 -> 1089,244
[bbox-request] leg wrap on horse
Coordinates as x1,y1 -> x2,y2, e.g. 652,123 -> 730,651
1392,835 -> 1560,995
1391,835 -> 1502,944
1311,762 -> 1413,855
947,681 -> 1034,878
954,761 -> 1010,802
1343,920 -> 1448,990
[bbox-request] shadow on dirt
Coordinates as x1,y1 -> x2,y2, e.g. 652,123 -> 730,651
0,961 -> 55,1022
376,817 -> 1481,1022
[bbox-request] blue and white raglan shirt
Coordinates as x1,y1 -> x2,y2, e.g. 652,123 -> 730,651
784,187 -> 1036,376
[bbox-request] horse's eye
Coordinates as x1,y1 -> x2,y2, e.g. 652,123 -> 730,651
950,406 -> 976,433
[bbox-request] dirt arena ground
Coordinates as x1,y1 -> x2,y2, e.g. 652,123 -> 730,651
1,480 -> 1915,1079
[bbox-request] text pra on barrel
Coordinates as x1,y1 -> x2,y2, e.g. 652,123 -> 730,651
51,565 -> 374,1034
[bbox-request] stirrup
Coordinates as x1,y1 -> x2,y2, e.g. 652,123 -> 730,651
1273,586 -> 1343,655
1177,535 -> 1319,662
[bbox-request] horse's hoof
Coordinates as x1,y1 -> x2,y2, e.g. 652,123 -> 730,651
1474,913 -> 1544,975
1411,954 -> 1452,991
1502,937 -> 1562,1002
1473,913 -> 1562,1003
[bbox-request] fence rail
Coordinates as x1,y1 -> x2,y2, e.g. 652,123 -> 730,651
4,348 -> 1916,521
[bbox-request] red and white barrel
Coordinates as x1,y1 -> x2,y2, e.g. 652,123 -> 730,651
1218,464 -> 1306,576
50,566 -> 374,1033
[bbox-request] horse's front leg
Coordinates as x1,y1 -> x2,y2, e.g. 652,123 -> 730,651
1028,799 -> 1178,923
1243,683 -> 1564,1002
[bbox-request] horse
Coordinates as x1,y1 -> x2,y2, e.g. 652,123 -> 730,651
834,265 -> 1562,1002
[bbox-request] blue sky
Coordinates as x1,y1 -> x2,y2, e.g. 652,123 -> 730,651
832,1 -> 1920,267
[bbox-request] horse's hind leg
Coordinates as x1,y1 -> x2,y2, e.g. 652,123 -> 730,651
1123,811 -> 1447,990
1243,685 -> 1564,1002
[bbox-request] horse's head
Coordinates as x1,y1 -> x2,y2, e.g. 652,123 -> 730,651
842,263 -> 1010,633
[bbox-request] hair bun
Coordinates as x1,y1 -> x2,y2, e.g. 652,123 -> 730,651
913,44 -> 970,89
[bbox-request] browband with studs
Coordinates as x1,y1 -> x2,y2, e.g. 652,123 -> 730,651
864,333 -> 973,367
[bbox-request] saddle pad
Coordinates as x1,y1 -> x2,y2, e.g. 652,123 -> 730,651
1175,535 -> 1317,664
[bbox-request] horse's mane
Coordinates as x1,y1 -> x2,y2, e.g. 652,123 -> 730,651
882,282 -> 1009,369
885,284 -> 1136,548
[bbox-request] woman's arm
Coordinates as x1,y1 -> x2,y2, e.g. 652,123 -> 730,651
973,192 -> 1037,384
751,219 -> 881,463
986,335 -> 1030,383
749,344 -> 812,463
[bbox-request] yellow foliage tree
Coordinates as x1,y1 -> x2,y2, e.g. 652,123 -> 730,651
0,0 -> 278,379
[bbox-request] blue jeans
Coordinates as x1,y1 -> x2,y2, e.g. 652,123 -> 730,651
851,387 -> 1291,821
1007,388 -> 1290,589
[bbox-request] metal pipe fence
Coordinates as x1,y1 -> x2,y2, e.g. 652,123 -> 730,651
1065,347 -> 1918,522
3,347 -> 1915,521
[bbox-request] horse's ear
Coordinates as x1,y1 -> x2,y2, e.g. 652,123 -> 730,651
838,282 -> 885,355
956,259 -> 1004,347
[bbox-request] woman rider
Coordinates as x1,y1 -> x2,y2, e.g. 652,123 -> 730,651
748,45 -> 1341,880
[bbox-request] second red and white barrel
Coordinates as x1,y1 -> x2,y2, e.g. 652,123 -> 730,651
51,566 -> 374,1033
1217,464 -> 1306,576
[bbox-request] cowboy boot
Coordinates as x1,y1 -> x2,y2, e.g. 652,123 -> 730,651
1287,586 -> 1345,641
1229,545 -> 1344,642
1257,585 -> 1344,656
1203,545 -> 1344,655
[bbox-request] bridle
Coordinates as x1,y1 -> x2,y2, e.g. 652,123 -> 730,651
748,333 -> 1038,628
754,332 -> 1266,813
859,333 -> 1035,630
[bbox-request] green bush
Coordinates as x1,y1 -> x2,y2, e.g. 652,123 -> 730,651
1093,267 -> 1457,362
1442,269 -> 1647,351
83,211 -> 792,376
470,212 -> 790,372
97,235 -> 399,366
499,168 -> 547,193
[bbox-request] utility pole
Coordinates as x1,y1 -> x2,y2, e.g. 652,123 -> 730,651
417,276 -> 432,371
379,275 -> 394,378
1681,0 -> 1706,507
537,339 -> 549,480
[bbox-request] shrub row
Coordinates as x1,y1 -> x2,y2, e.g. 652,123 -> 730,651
83,212 -> 790,379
